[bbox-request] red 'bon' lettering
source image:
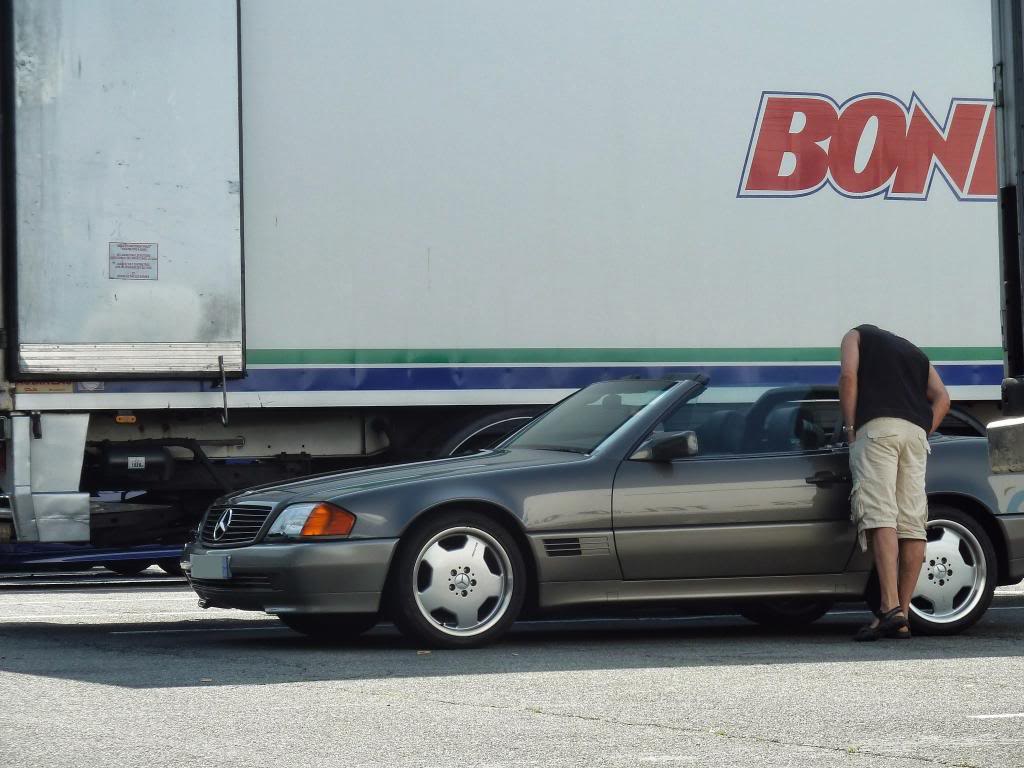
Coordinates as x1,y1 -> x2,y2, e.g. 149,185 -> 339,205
739,92 -> 996,200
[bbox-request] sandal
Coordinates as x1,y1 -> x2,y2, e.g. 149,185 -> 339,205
853,607 -> 910,642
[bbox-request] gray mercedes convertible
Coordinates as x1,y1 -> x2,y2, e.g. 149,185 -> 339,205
184,375 -> 1024,648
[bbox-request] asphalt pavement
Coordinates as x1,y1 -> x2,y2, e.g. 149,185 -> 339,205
0,571 -> 1022,768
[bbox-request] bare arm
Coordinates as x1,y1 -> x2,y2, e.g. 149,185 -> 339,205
926,364 -> 950,434
838,329 -> 860,441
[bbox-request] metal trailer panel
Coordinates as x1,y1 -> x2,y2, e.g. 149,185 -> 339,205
13,0 -> 1001,410
9,0 -> 243,377
236,0 -> 999,396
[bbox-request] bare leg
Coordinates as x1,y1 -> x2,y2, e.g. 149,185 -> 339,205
871,527 -> 900,622
898,538 -> 926,617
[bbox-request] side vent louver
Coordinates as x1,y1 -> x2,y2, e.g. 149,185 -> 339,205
543,535 -> 611,558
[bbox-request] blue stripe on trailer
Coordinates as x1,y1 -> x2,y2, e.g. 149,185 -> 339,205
84,362 -> 1003,393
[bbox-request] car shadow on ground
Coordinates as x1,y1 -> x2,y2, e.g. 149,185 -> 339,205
2,599 -> 1022,689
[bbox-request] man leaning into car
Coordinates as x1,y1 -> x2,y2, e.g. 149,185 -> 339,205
838,325 -> 950,641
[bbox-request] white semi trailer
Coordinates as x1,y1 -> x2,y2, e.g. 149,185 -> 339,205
0,0 -> 1004,550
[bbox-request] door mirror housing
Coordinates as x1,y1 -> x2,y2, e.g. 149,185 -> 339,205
631,430 -> 699,462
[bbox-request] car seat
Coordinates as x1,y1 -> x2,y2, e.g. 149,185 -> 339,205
697,409 -> 745,454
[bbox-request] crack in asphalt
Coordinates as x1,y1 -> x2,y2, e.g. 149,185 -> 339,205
402,693 -> 981,767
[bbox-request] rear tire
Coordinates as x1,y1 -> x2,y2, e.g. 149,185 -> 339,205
278,613 -> 378,639
739,597 -> 833,627
389,510 -> 526,648
863,504 -> 997,635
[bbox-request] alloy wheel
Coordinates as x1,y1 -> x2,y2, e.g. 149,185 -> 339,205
412,526 -> 514,637
911,519 -> 988,624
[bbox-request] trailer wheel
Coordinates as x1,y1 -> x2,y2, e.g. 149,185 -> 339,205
437,408 -> 540,457
157,558 -> 184,576
102,560 -> 153,576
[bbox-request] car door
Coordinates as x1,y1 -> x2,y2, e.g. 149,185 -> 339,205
612,391 -> 858,580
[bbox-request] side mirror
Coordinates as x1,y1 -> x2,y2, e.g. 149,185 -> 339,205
630,430 -> 699,462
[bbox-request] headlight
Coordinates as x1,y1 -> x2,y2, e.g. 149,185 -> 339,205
267,502 -> 357,539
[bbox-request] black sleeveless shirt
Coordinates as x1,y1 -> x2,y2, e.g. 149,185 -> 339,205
853,325 -> 932,433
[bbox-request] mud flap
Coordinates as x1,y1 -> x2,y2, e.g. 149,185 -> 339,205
6,413 -> 90,542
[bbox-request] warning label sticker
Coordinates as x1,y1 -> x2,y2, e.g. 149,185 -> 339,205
109,242 -> 158,280
15,381 -> 73,394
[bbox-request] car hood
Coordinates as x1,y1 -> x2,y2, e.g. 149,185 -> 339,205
229,448 -> 587,505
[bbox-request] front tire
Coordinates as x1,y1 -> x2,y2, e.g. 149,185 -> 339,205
865,505 -> 997,635
390,510 -> 526,648
278,613 -> 378,640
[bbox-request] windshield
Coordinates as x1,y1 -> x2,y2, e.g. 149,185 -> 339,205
506,379 -> 685,454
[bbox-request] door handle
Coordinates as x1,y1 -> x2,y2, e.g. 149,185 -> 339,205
805,470 -> 851,486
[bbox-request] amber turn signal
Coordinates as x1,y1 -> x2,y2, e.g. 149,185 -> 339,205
299,502 -> 356,537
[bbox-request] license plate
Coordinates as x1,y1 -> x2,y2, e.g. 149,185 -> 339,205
190,553 -> 231,580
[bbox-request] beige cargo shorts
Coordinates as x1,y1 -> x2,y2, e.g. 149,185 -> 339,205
849,417 -> 930,552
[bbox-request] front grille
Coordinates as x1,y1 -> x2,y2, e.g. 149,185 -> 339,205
200,504 -> 274,547
191,573 -> 278,591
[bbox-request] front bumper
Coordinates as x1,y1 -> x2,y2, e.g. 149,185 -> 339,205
184,538 -> 399,615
